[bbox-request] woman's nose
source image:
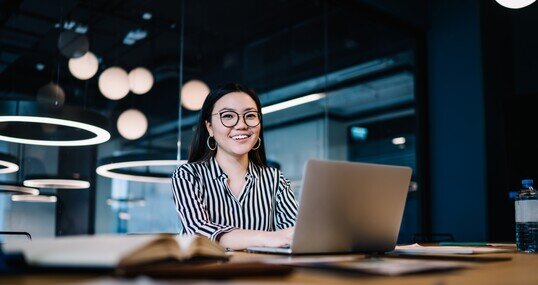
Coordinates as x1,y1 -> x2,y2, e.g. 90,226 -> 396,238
234,116 -> 248,129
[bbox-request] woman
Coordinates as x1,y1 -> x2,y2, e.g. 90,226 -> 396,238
172,83 -> 298,250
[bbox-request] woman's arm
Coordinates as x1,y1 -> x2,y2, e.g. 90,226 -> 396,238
274,170 -> 299,229
219,227 -> 294,250
171,167 -> 235,240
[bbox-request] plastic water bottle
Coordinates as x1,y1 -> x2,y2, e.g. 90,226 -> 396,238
515,179 -> 538,252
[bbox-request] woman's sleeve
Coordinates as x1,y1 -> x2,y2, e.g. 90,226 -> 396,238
274,170 -> 299,230
171,166 -> 235,241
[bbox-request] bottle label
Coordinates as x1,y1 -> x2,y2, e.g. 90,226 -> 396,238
515,200 -> 538,222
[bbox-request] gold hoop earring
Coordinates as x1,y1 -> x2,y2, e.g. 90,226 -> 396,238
207,136 -> 217,151
252,137 -> 262,150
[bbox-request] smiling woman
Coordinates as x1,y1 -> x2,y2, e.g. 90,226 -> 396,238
171,83 -> 298,250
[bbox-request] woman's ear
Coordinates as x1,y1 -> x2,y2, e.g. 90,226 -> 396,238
205,120 -> 213,137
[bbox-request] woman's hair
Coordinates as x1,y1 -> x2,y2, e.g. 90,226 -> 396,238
187,82 -> 267,166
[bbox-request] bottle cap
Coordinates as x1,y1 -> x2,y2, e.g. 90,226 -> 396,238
522,179 -> 534,187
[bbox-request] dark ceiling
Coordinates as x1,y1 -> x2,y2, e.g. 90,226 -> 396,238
0,0 -> 415,142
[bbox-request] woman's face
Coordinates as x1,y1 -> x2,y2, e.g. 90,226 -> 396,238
205,92 -> 261,159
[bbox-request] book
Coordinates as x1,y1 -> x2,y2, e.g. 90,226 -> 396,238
1,234 -> 227,270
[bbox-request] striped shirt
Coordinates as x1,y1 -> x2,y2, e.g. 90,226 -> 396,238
171,157 -> 298,241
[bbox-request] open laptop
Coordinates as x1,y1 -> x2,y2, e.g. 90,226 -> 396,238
247,159 -> 412,255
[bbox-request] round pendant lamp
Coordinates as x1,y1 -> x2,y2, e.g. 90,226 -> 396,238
0,101 -> 110,146
97,153 -> 186,183
68,51 -> 99,80
36,83 -> 65,108
98,67 -> 130,100
0,183 -> 39,195
117,109 -> 148,140
23,175 -> 90,189
107,198 -> 146,207
181,80 -> 210,111
57,30 -> 89,59
128,67 -> 154,95
12,195 -> 57,203
0,153 -> 19,174
495,0 -> 535,9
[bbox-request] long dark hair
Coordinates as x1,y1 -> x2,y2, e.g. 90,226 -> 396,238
187,83 -> 267,166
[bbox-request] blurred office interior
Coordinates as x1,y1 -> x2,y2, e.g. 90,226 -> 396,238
0,0 -> 536,244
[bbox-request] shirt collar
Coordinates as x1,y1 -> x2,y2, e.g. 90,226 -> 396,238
247,160 -> 259,180
208,157 -> 225,180
208,157 -> 259,180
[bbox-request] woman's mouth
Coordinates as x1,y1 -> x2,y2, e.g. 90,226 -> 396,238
230,134 -> 251,141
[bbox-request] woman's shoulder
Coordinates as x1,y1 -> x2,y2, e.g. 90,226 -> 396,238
251,163 -> 282,178
173,160 -> 210,178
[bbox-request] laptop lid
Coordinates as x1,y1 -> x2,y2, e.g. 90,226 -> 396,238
289,159 -> 412,254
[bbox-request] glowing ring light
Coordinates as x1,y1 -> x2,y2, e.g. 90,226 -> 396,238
97,153 -> 186,183
107,198 -> 146,207
0,102 -> 110,146
12,195 -> 57,203
0,153 -> 19,174
24,178 -> 90,189
0,184 -> 39,195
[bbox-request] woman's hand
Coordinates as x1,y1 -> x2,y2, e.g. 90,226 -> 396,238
259,227 -> 295,248
219,227 -> 295,250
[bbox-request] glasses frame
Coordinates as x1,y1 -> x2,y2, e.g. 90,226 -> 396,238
211,110 -> 261,128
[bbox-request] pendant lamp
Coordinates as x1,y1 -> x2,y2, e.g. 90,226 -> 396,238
0,183 -> 39,195
97,153 -> 183,184
11,195 -> 57,203
0,101 -> 110,147
23,176 -> 90,189
0,153 -> 19,174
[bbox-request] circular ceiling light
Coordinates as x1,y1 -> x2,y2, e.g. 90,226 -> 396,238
181,80 -> 210,111
37,83 -> 65,108
68,51 -> 99,80
0,153 -> 19,174
24,176 -> 90,189
0,101 -> 110,146
128,67 -> 154,95
12,195 -> 57,203
495,0 -> 536,8
58,30 -> 89,58
107,198 -> 146,207
98,67 -> 130,100
0,183 -> 39,195
97,153 -> 186,183
117,109 -> 148,140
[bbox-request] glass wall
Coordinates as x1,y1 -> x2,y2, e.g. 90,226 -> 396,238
0,0 -> 424,243
94,0 -> 424,242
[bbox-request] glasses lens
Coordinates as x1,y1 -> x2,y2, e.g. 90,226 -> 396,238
220,111 -> 238,127
244,112 -> 260,127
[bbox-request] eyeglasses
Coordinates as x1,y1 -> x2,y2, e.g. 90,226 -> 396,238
211,110 -> 261,128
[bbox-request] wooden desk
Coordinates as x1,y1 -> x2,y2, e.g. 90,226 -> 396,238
2,251 -> 538,285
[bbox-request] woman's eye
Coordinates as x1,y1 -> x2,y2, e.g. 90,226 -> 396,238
245,114 -> 257,119
222,114 -> 235,120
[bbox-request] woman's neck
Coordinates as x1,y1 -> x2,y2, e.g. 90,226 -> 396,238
215,152 -> 249,177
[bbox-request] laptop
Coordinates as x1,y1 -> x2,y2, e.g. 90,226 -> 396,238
247,159 -> 412,255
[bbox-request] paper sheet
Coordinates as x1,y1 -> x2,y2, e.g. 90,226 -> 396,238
391,243 -> 514,255
322,258 -> 470,276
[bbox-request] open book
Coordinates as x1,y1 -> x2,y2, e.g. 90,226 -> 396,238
1,234 -> 227,270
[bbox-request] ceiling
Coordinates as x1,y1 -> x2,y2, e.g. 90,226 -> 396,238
0,0 -> 416,150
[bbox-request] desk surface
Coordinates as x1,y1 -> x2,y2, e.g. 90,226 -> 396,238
2,251 -> 538,285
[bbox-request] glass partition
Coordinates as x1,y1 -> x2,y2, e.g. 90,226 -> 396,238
93,0 -> 424,242
0,0 -> 424,242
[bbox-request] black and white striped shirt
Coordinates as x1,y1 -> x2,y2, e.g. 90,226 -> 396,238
171,157 -> 298,240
